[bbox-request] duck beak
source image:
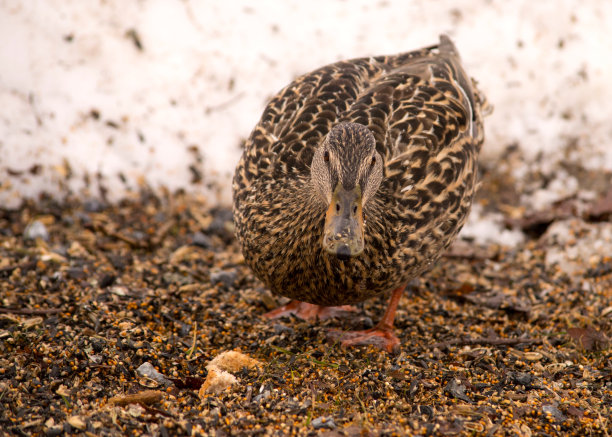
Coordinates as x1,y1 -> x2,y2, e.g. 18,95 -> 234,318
323,184 -> 364,260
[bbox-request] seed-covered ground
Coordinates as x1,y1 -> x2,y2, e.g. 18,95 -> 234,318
0,158 -> 611,436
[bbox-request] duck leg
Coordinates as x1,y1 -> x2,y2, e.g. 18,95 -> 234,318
328,285 -> 404,353
264,300 -> 358,321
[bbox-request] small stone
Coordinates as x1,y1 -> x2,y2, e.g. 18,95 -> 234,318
136,362 -> 172,386
208,209 -> 234,238
542,404 -> 566,423
273,324 -> 294,335
74,212 -> 92,226
210,269 -> 237,288
83,198 -> 105,212
130,230 -> 146,243
511,372 -> 535,386
24,220 -> 49,241
311,416 -> 336,429
191,231 -> 213,249
360,316 -> 374,329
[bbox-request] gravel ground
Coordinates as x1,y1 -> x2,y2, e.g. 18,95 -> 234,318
0,154 -> 611,436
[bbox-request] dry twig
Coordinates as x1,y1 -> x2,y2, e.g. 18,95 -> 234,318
0,307 -> 62,315
109,390 -> 164,406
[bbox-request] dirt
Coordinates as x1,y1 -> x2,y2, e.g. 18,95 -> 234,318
0,157 -> 610,436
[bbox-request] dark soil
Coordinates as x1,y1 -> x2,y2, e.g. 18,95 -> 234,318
1,163 -> 611,435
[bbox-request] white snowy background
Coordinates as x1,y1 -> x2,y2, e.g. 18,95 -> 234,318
1,0 -> 611,242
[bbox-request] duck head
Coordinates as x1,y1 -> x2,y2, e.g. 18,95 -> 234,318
311,122 -> 383,260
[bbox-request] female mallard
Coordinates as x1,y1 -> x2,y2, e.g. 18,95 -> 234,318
233,35 -> 487,352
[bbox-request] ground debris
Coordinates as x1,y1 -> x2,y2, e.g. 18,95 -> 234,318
199,367 -> 237,395
137,362 -> 173,386
445,378 -> 472,403
567,326 -> 609,352
311,415 -> 336,429
207,350 -> 262,373
109,390 -> 165,406
0,191 -> 610,436
199,350 -> 261,396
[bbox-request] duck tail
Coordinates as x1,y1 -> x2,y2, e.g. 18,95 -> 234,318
437,34 -> 460,60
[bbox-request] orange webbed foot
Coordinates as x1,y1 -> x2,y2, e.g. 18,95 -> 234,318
327,285 -> 405,353
263,300 -> 357,321
327,326 -> 400,354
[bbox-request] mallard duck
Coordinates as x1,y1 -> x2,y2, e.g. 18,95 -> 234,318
233,35 -> 487,352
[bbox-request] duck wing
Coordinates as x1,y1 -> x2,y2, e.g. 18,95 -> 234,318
237,35 -> 485,205
339,35 -> 486,209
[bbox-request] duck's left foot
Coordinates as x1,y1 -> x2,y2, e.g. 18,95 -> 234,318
263,300 -> 357,321
327,285 -> 405,353
327,326 -> 400,354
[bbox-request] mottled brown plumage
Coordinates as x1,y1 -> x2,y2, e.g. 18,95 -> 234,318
233,36 -> 487,348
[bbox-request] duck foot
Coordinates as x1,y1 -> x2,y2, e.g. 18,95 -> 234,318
327,326 -> 400,354
263,300 -> 357,321
327,285 -> 406,353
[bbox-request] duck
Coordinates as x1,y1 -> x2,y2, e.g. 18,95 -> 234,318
233,35 -> 488,352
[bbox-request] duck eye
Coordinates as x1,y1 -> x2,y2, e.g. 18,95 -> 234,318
323,150 -> 330,162
370,155 -> 376,167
